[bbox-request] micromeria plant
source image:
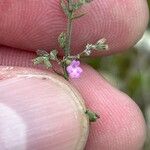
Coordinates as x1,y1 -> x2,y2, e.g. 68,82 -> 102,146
33,0 -> 109,122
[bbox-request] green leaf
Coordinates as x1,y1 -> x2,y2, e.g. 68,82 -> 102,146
34,50 -> 52,69
33,56 -> 52,68
61,0 -> 70,17
80,0 -> 93,3
71,13 -> 85,20
58,32 -> 67,49
72,0 -> 93,10
50,50 -> 58,60
33,56 -> 44,65
85,109 -> 99,122
72,2 -> 82,10
95,38 -> 109,51
43,57 -> 52,68
36,49 -> 49,57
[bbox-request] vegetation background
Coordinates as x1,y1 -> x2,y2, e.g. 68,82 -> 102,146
86,1 -> 150,149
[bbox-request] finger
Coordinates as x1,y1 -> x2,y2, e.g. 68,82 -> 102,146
71,65 -> 146,150
0,67 -> 89,150
0,0 -> 149,55
0,46 -> 35,67
0,53 -> 146,150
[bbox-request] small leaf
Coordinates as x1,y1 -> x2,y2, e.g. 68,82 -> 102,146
58,32 -> 67,49
85,109 -> 100,122
43,57 -> 52,68
61,0 -> 70,17
50,50 -> 58,60
95,38 -> 109,51
33,56 -> 44,65
80,0 -> 93,4
72,0 -> 93,10
71,13 -> 85,20
36,49 -> 49,57
83,44 -> 93,56
33,56 -> 52,68
72,2 -> 82,10
33,50 -> 52,69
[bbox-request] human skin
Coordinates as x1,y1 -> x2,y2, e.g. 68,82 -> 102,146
0,0 -> 149,149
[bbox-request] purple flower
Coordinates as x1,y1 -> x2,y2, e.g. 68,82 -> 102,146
66,60 -> 83,78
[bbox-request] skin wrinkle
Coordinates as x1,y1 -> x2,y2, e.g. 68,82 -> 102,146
0,0 -> 148,55
0,0 -> 12,13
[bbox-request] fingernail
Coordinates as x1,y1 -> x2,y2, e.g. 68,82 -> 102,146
0,67 -> 89,150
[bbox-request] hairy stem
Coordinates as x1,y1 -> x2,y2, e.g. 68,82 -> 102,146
63,65 -> 69,80
65,0 -> 73,56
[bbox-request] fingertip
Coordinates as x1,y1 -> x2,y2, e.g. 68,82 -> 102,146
71,64 -> 146,150
0,67 -> 89,150
0,0 -> 148,55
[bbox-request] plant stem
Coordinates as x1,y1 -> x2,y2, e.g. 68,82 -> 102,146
63,64 -> 69,80
65,0 -> 73,56
52,68 -> 64,77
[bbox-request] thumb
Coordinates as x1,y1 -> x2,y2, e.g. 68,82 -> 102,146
0,67 -> 89,150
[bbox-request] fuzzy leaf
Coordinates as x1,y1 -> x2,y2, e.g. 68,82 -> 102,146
85,109 -> 99,122
72,13 -> 85,20
61,0 -> 70,17
33,56 -> 44,65
72,0 -> 93,10
33,56 -> 52,68
43,58 -> 52,68
95,38 -> 109,51
50,50 -> 58,60
58,32 -> 67,48
72,2 -> 82,10
80,0 -> 93,3
36,49 -> 49,57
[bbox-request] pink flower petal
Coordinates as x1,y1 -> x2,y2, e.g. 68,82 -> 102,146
71,60 -> 80,67
66,60 -> 82,78
77,67 -> 83,73
66,66 -> 73,73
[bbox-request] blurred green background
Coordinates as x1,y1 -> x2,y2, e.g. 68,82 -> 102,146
86,1 -> 150,149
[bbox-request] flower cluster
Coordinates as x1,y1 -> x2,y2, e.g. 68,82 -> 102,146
33,0 -> 108,80
32,0 -> 104,122
67,60 -> 83,78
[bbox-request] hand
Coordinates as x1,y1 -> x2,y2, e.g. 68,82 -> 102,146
0,0 -> 149,149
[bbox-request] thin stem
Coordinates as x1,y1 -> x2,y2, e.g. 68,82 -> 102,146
67,51 -> 87,59
52,68 -> 64,77
65,0 -> 73,56
63,64 -> 69,80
